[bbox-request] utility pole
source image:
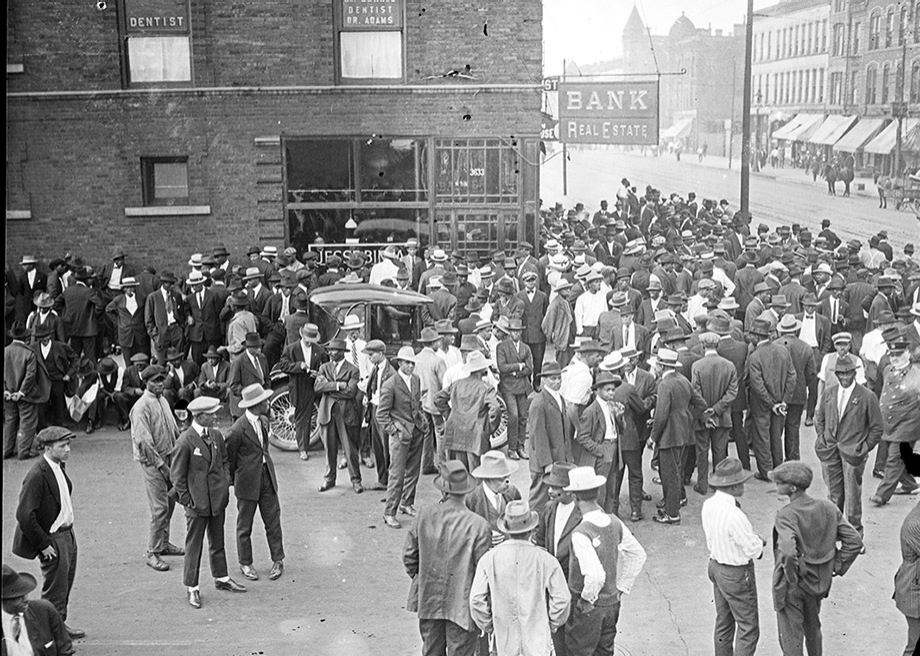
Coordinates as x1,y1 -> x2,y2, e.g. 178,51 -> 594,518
728,60 -> 737,170
562,59 -> 568,197
893,6 -> 910,177
740,0 -> 754,217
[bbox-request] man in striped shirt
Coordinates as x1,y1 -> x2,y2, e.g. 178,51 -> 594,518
701,458 -> 765,656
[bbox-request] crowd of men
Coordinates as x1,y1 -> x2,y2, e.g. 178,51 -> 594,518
4,186 -> 920,655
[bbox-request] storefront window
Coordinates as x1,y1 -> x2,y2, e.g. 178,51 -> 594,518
287,208 -> 427,257
435,139 -> 519,204
286,140 -> 355,203
358,138 -> 427,202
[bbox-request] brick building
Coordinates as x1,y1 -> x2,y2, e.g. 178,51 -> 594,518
6,0 -> 543,271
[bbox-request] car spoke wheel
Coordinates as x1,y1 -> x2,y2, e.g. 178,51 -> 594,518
267,388 -> 320,452
491,394 -> 508,447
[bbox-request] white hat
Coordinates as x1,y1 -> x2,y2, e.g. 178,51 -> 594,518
599,351 -> 626,371
187,253 -> 203,267
427,276 -> 443,289
261,246 -> 278,258
341,314 -> 363,331
564,466 -> 606,491
187,270 -> 206,285
395,345 -> 418,363
381,245 -> 399,259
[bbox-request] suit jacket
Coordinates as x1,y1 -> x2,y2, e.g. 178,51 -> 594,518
691,353 -> 739,428
98,261 -> 137,291
315,359 -> 361,427
717,337 -> 749,412
815,382 -> 883,466
650,372 -> 706,449
186,288 -> 221,343
843,281 -> 875,332
164,360 -> 200,392
248,285 -> 272,321
495,338 -> 533,395
0,599 -> 73,656
573,398 -> 623,466
465,484 -> 523,533
33,340 -> 75,383
15,270 -> 48,322
542,295 -> 575,353
594,240 -> 622,267
57,283 -> 103,338
279,341 -> 327,409
169,425 -> 230,517
225,413 -> 278,500
774,335 -> 817,405
46,270 -> 64,301
121,365 -> 145,397
144,287 -> 186,341
515,289 -> 549,343
527,387 -> 574,472
611,322 -> 651,359
894,503 -> 920,618
4,341 -> 51,404
197,360 -> 230,397
534,499 -> 583,577
422,289 -> 457,326
743,297 -> 766,332
435,375 -> 500,455
612,381 -> 647,451
27,312 -> 66,345
794,312 -> 833,356
636,297 -> 666,329
376,370 -> 427,437
228,351 -> 270,416
747,341 -> 797,406
106,294 -> 148,348
12,457 -> 73,559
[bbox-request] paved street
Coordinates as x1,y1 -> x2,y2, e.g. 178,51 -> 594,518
541,148 -> 920,251
2,413 -> 911,655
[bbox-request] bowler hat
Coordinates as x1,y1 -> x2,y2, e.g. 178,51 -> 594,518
37,426 -> 75,445
433,461 -> 477,495
471,450 -> 518,479
497,500 -> 539,535
709,458 -> 753,488
1,565 -> 37,599
543,462 -> 577,488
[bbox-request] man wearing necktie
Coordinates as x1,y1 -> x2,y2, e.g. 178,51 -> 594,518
185,271 -> 220,367
228,333 -> 269,419
0,565 -> 73,656
170,396 -> 246,609
225,384 -> 285,583
315,339 -> 363,493
261,273 -> 297,369
363,340 -> 396,490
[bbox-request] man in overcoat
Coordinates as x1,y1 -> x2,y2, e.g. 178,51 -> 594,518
56,268 -> 103,363
527,361 -> 575,513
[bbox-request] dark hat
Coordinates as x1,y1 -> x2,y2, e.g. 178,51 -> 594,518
434,319 -> 458,335
325,338 -> 347,352
417,327 -> 441,344
202,345 -> 221,360
576,339 -> 606,354
141,364 -> 168,382
497,500 -> 539,535
37,426 -> 75,445
592,371 -> 621,389
801,293 -> 820,306
165,347 -> 183,362
73,267 -> 92,281
32,322 -> 54,339
433,460 -> 477,495
8,321 -> 30,341
769,461 -> 813,489
707,315 -> 731,336
363,339 -> 387,354
242,332 -> 263,348
834,355 -> 859,373
543,462 -> 577,488
159,270 -> 177,284
663,328 -> 688,344
749,318 -> 772,336
538,361 -> 563,377
96,357 -> 118,375
753,282 -> 771,294
459,334 -> 480,352
1,564 -> 37,599
496,279 -> 515,295
229,290 -> 250,307
213,244 -> 230,257
876,310 -> 897,325
248,245 -> 261,255
666,294 -> 685,306
709,457 -> 754,488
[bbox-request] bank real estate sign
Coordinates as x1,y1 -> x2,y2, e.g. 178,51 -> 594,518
558,81 -> 659,145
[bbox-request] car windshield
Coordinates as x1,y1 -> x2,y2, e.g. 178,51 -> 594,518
313,300 -> 418,345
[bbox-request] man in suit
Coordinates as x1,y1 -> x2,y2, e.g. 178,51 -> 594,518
573,372 -> 623,513
11,427 -> 84,639
607,350 -> 652,521
115,353 -> 148,426
775,315 -> 818,462
315,339 -> 362,494
820,278 -> 849,337
894,501 -> 920,656
364,340 -> 396,489
279,323 -> 326,461
0,564 -> 74,656
814,356 -> 882,537
611,301 -> 651,359
98,249 -> 136,350
747,318 -> 797,481
709,316 -> 749,467
527,362 -> 575,513
543,279 -> 575,367
421,277 -> 457,327
4,322 -> 50,460
260,272 -> 296,369
636,277 -> 666,329
32,323 -> 76,429
225,383 -> 285,583
515,271 -> 548,385
26,293 -> 65,346
46,258 -> 68,304
144,270 -> 185,366
170,396 -> 247,609
743,282 -> 770,333
496,318 -> 533,461
14,256 -> 47,324
185,271 -> 221,367
228,333 -> 270,419
649,348 -> 707,524
689,333 -> 739,495
129,365 -> 183,572
105,277 -> 149,363
796,293 -> 832,426
195,347 -> 230,402
163,347 -> 200,409
56,268 -> 103,364
377,346 -> 428,529
243,267 -> 272,322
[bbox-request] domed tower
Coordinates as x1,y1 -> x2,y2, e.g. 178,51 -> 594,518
668,13 -> 697,43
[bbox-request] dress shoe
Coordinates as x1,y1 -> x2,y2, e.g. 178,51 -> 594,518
399,504 -> 417,517
680,496 -> 688,508
370,482 -> 388,491
652,477 -> 661,485
693,485 -> 708,496
753,473 -> 771,482
215,578 -> 247,593
869,495 -> 887,506
629,511 -> 644,522
361,456 -> 375,468
421,468 -> 438,475
383,515 -> 402,529
318,481 -> 335,492
85,421 -> 94,434
299,451 -> 309,461
353,482 -> 364,494
118,422 -> 130,431
64,624 -> 86,639
872,468 -> 884,479
162,543 -> 185,556
653,514 -> 681,525
658,496 -> 687,509
240,564 -> 259,581
337,457 -> 347,469
804,417 -> 814,427
641,491 -> 652,501
516,449 -> 529,460
187,590 -> 201,609
508,451 -> 520,461
145,554 -> 169,571
894,484 -> 919,495
269,561 -> 284,581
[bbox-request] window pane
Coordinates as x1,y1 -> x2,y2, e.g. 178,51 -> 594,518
288,208 -> 352,253
154,162 -> 188,199
286,140 -> 355,202
340,32 -> 402,79
128,36 -> 190,82
353,208 -> 428,246
358,138 -> 427,202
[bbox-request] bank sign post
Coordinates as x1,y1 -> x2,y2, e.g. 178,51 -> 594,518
558,81 -> 659,145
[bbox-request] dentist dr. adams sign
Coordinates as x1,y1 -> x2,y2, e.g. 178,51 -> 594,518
558,81 -> 659,145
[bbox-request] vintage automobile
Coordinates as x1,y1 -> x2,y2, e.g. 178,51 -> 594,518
266,282 -> 508,451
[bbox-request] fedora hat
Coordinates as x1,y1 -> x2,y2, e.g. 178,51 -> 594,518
834,355 -> 859,373
165,347 -> 184,362
430,249 -> 448,263
776,314 -> 802,334
97,357 -> 118,376
472,450 -> 518,479
564,466 -> 606,492
417,327 -> 441,344
19,255 -> 38,265
238,383 -> 273,409
341,314 -> 363,331
1,564 -> 38,599
609,291 -> 628,309
434,319 -> 458,335
242,332 -> 263,348
229,290 -> 249,307
395,345 -> 418,363
187,270 -> 206,286
717,297 -> 740,311
538,361 -> 563,377
33,322 -> 55,339
709,457 -> 753,488
707,315 -> 731,336
600,351 -> 626,372
464,298 -> 483,313
552,278 -> 573,292
592,371 -> 621,389
433,460 -> 477,495
749,318 -> 772,337
159,270 -> 177,284
243,267 -> 262,281
770,294 -> 791,308
752,282 -> 771,295
299,323 -> 321,343
497,500 -> 539,535
655,347 -> 683,368
496,279 -> 516,295
801,293 -> 819,307
119,276 -> 139,289
463,351 -> 492,374
73,267 -> 92,281
202,346 -> 221,360
459,334 -> 481,352
34,292 -> 53,309
8,321 -> 30,341
325,338 -> 347,352
213,244 -> 229,257
543,462 -> 577,488
576,339 -> 606,354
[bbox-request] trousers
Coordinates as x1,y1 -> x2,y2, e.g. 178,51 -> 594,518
730,410 -> 751,470
417,618 -> 478,656
385,426 -> 423,516
236,464 -> 284,565
40,527 -> 77,622
820,452 -> 866,533
141,462 -> 176,555
903,616 -> 920,656
527,342 -> 546,388
3,399 -> 39,458
783,404 -> 804,461
183,510 -> 228,588
749,396 -> 784,475
612,448 -> 644,514
776,585 -> 823,656
693,427 -> 730,492
659,446 -> 685,518
320,405 -> 361,485
369,409 -> 390,485
708,560 -> 759,656
566,601 -> 620,656
876,440 -> 918,503
500,390 -> 529,453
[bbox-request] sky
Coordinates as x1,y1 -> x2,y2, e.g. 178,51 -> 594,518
544,0 -> 776,75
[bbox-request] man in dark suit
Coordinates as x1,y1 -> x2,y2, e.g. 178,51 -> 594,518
573,372 -> 623,513
527,362 -> 574,513
14,255 -> 47,324
363,340 -> 396,489
315,339 -> 362,493
496,318 -> 533,461
163,347 -> 200,408
195,347 -> 230,402
377,346 -> 428,529
4,322 -> 51,459
228,333 -> 270,419
611,303 -> 651,360
243,267 -> 272,322
225,383 -> 285,582
260,272 -> 296,368
105,276 -> 149,363
775,315 -> 818,461
114,353 -> 148,427
795,293 -> 832,425
27,293 -> 65,346
56,267 -> 103,364
278,323 -> 326,461
185,271 -> 221,367
609,351 -> 653,520
515,271 -> 548,385
144,270 -> 185,366
32,323 -> 76,429
12,427 -> 84,639
170,396 -> 247,609
814,356 -> 882,536
0,564 -> 74,656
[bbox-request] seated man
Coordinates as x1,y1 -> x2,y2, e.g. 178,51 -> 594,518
163,347 -> 200,408
196,346 -> 229,401
87,356 -> 128,432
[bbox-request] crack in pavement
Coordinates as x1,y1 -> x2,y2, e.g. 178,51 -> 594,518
644,568 -> 691,656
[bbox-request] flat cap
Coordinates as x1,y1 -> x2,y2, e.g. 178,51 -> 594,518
37,426 -> 75,445
141,365 -> 168,382
769,461 -> 813,489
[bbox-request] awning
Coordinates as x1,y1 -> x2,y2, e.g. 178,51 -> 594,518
661,116 -> 694,140
832,118 -> 887,152
866,119 -> 920,154
809,115 -> 858,145
772,113 -> 824,141
905,121 -> 920,153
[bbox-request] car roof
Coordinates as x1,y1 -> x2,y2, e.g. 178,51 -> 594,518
309,283 -> 433,307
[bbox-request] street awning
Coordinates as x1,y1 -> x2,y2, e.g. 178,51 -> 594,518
832,118 -> 887,152
661,116 -> 694,140
809,115 -> 858,145
866,119 -> 920,154
772,113 -> 824,141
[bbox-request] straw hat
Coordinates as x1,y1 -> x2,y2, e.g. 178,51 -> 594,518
471,450 -> 518,479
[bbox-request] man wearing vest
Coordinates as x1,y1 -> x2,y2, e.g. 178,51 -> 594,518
563,466 -> 647,656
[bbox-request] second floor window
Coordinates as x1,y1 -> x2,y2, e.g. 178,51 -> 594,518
122,0 -> 191,85
335,0 -> 405,82
869,12 -> 881,49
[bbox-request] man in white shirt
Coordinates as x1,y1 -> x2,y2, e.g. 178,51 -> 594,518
369,245 -> 402,285
561,340 -> 605,417
701,458 -> 765,656
11,427 -> 85,639
574,272 -> 607,338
